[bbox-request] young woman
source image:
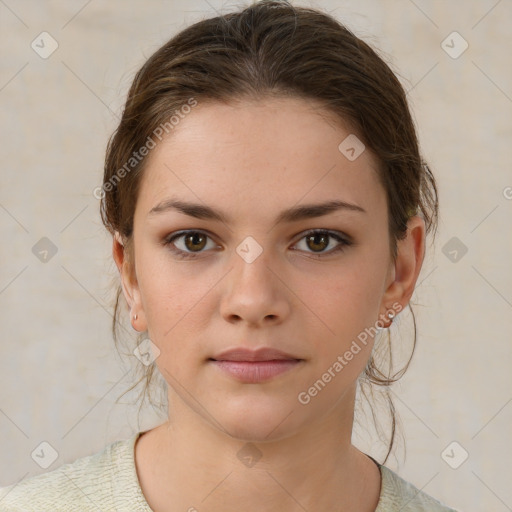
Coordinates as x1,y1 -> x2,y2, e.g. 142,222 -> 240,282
0,1 -> 459,510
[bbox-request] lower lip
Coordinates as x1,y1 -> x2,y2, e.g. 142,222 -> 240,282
210,359 -> 302,383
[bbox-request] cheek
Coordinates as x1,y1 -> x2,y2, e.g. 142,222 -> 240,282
293,270 -> 386,394
137,244 -> 197,317
139,272 -> 187,334
136,259 -> 217,362
299,264 -> 383,348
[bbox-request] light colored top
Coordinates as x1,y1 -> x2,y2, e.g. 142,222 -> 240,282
0,432 -> 458,511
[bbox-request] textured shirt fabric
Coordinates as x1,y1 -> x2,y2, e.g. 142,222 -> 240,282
0,432 -> 458,511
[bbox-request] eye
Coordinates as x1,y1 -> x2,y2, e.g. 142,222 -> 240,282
164,230 -> 218,259
292,229 -> 352,256
163,229 -> 352,260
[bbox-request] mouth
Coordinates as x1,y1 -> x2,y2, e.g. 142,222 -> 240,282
208,358 -> 302,362
208,346 -> 304,383
209,347 -> 302,362
208,359 -> 303,383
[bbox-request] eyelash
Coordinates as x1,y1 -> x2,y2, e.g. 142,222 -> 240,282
163,229 -> 352,260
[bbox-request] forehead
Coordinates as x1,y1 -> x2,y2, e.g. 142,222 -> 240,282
136,97 -> 386,222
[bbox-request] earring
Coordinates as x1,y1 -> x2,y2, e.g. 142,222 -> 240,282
386,309 -> 395,327
131,311 -> 138,331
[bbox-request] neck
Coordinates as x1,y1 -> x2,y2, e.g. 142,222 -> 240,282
135,384 -> 381,512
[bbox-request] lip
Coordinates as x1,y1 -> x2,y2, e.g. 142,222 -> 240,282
210,360 -> 302,383
208,347 -> 303,383
210,347 -> 301,362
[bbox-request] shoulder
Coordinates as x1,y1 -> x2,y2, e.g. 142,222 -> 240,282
376,464 -> 460,512
0,432 -> 149,512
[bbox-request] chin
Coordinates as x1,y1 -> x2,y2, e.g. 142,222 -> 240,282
211,399 -> 302,443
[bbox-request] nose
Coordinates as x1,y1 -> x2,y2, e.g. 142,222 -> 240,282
220,245 -> 290,328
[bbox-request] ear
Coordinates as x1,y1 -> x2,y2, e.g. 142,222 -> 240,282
379,216 -> 426,321
112,232 -> 147,331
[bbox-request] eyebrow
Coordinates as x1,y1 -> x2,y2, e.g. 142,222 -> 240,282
148,198 -> 366,224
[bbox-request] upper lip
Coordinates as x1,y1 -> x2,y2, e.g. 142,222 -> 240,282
210,347 -> 301,362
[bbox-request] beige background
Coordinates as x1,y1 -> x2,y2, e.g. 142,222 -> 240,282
1,1 -> 511,510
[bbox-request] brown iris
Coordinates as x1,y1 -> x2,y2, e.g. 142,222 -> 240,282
306,232 -> 329,252
184,232 -> 207,252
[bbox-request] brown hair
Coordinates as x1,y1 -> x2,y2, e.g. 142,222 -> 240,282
100,0 -> 438,464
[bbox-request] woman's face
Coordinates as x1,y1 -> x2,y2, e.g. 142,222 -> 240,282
118,96 -> 416,441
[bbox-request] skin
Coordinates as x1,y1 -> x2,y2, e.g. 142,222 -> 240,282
113,96 -> 425,512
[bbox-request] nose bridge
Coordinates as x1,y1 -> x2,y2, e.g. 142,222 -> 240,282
231,236 -> 276,299
220,236 -> 289,325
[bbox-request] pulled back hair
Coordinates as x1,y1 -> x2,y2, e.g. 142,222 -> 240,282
100,0 -> 439,464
